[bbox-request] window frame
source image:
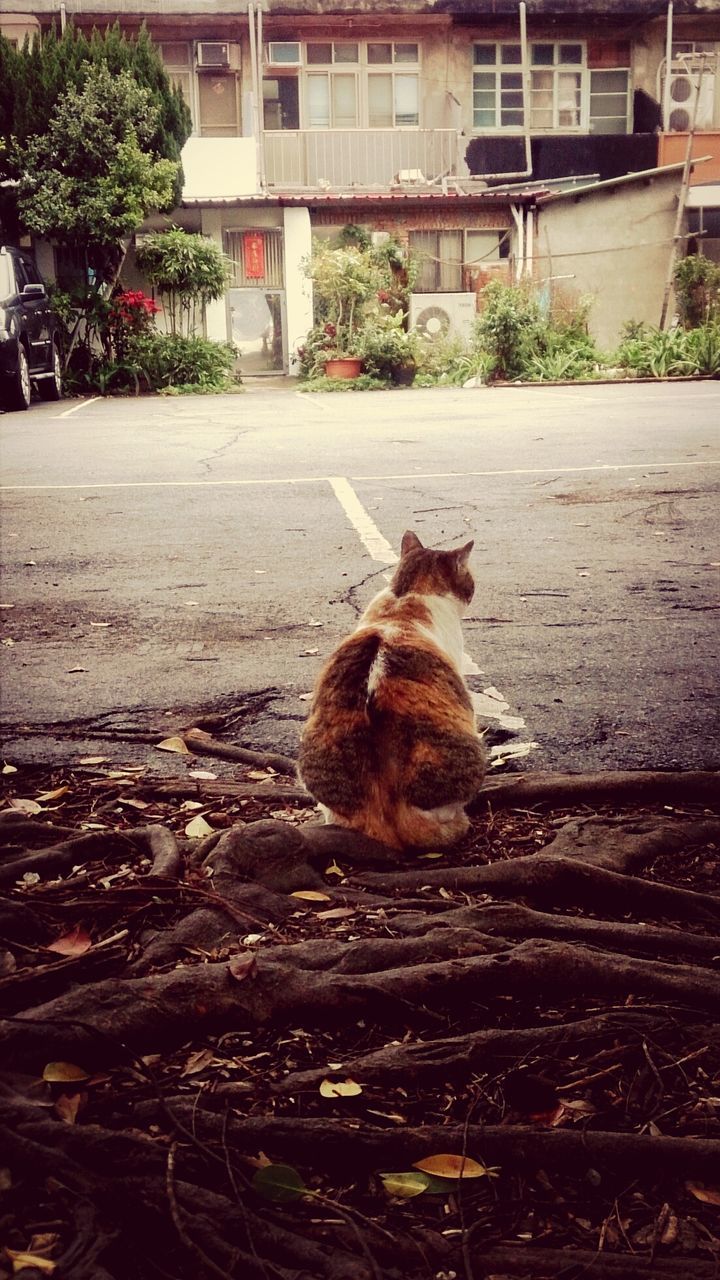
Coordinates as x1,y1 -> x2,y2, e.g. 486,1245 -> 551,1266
408,228 -> 508,293
263,40 -> 421,131
471,39 -> 592,135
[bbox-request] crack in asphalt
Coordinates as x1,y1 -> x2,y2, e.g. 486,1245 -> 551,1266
196,428 -> 252,474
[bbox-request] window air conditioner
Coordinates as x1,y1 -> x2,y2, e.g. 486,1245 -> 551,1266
409,293 -> 477,343
197,42 -> 231,69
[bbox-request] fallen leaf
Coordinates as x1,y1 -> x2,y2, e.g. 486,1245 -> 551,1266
181,1048 -> 215,1076
185,815 -> 214,838
290,890 -> 331,902
0,950 -> 16,976
35,787 -> 69,803
67,666 -> 87,673
156,736 -> 191,755
307,617 -> 324,627
228,952 -> 257,982
319,1078 -> 362,1098
686,1182 -> 720,1206
20,872 -> 40,886
181,799 -> 204,811
0,603 -> 15,609
89,621 -> 111,628
380,1171 -> 430,1199
418,851 -> 444,860
324,861 -> 344,878
299,648 -> 319,656
252,1163 -> 306,1203
184,728 -> 212,744
8,798 -> 43,815
298,693 -> 313,702
6,1252 -> 56,1275
188,770 -> 218,780
412,1154 -> 495,1180
78,756 -> 108,765
117,797 -> 149,810
42,1062 -> 90,1084
247,769 -> 271,780
2,763 -> 18,774
46,926 -> 92,957
316,907 -> 356,921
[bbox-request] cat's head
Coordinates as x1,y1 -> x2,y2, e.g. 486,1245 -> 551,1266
391,530 -> 475,606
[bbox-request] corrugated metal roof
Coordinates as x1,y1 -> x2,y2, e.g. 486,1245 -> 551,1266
181,186 -> 542,207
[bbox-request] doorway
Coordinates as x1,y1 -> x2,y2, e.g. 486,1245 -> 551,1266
225,229 -> 286,374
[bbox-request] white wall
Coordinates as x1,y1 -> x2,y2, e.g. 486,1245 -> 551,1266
283,206 -> 313,376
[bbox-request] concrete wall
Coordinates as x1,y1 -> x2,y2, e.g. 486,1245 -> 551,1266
535,170 -> 683,349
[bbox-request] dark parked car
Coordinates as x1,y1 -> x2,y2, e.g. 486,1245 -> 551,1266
0,245 -> 62,411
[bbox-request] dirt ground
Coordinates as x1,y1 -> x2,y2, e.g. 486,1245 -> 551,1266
1,725 -> 719,1280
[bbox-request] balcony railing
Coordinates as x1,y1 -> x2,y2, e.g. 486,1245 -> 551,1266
263,128 -> 460,192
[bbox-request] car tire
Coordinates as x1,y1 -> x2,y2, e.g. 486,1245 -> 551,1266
39,341 -> 63,402
3,344 -> 32,411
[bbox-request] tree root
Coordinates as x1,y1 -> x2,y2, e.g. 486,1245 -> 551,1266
471,769 -> 720,811
472,1244 -> 720,1278
183,727 -> 298,776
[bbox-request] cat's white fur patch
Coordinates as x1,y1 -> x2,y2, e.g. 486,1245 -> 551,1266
416,594 -> 465,670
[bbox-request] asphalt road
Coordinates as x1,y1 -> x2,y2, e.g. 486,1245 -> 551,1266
1,380 -> 718,773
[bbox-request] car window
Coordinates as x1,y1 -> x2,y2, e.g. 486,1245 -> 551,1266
13,257 -> 29,292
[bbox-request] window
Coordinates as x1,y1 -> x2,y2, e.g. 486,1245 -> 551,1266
530,43 -> 583,129
197,72 -> 240,136
409,229 -> 508,292
473,43 -> 524,130
263,41 -> 420,130
589,69 -> 630,134
472,41 -> 590,132
160,42 -> 194,125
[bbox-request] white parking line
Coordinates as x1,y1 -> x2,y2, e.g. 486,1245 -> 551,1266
328,476 -> 398,566
53,397 -> 103,420
2,457 -> 718,493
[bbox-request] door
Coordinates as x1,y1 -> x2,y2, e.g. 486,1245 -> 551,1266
225,229 -> 286,374
15,254 -> 52,371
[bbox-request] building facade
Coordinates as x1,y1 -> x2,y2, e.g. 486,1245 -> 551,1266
5,1 -> 720,372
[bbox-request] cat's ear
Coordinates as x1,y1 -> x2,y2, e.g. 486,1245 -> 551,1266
455,540 -> 474,566
401,530 -> 424,557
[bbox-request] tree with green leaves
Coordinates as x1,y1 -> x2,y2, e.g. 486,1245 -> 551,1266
136,228 -> 231,337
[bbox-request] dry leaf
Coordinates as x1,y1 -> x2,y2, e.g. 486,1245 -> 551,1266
9,798 -> 42,815
324,861 -> 345,878
181,1048 -> 215,1076
78,756 -> 107,765
89,621 -> 111,628
117,798 -> 149,810
156,736 -> 191,755
2,763 -> 18,774
412,1154 -> 493,1180
299,648 -> 319,656
67,666 -> 87,673
290,890 -> 331,902
188,770 -> 218,780
181,800 -> 204,811
686,1182 -> 720,1206
380,1171 -> 429,1199
35,787 -> 69,803
319,1078 -> 362,1098
42,1062 -> 90,1084
185,815 -> 214,838
316,907 -> 356,921
184,727 -> 212,744
228,952 -> 257,982
6,1252 -> 56,1274
298,693 -> 313,702
247,769 -> 271,780
46,926 -> 92,957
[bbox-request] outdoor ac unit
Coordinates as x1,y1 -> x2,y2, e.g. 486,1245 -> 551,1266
409,293 -> 477,342
667,69 -> 716,131
197,41 -> 231,69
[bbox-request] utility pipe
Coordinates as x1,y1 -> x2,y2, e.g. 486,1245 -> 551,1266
256,4 -> 267,191
663,1 -> 673,131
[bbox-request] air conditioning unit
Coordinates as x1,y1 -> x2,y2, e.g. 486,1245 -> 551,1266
667,69 -> 716,131
197,41 -> 231,69
409,293 -> 477,343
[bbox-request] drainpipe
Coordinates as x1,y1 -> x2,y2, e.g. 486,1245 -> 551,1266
256,4 -> 267,191
60,2 -> 66,32
525,206 -> 534,279
248,4 -> 264,192
663,2 -> 673,131
510,204 -> 525,281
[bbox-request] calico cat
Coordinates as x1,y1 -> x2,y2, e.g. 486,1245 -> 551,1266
298,530 -> 486,849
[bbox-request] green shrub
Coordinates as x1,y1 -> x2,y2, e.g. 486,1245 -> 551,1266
615,321 -> 720,378
684,321 -> 720,375
673,255 -> 720,329
127,332 -> 237,390
299,373 -> 388,393
473,279 -> 544,380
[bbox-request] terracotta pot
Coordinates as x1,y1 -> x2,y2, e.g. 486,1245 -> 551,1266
324,357 -> 363,380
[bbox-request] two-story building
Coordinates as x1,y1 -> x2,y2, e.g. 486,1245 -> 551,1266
5,1 -> 720,372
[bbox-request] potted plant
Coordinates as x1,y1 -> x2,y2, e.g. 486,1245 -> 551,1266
304,242 -> 383,378
358,309 -> 420,385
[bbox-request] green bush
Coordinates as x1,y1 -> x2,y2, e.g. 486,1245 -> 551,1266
473,279 -> 544,380
128,332 -> 237,390
615,321 -> 720,378
673,255 -> 720,329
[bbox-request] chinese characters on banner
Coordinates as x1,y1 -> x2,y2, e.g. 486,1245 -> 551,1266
243,232 -> 265,280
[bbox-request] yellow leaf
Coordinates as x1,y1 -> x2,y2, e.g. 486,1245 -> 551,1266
185,815 -> 214,838
319,1078 -> 362,1098
35,787 -> 69,803
42,1061 -> 90,1084
8,798 -> 43,815
412,1154 -> 492,1180
290,890 -> 331,902
686,1181 -> 720,1206
156,736 -> 190,755
324,861 -> 345,878
7,1252 -> 56,1274
78,756 -> 108,765
380,1171 -> 429,1199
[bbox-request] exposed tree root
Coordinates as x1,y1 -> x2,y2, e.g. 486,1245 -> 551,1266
1,766 -> 719,1280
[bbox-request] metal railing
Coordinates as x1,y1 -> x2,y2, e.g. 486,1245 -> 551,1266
263,128 -> 460,191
